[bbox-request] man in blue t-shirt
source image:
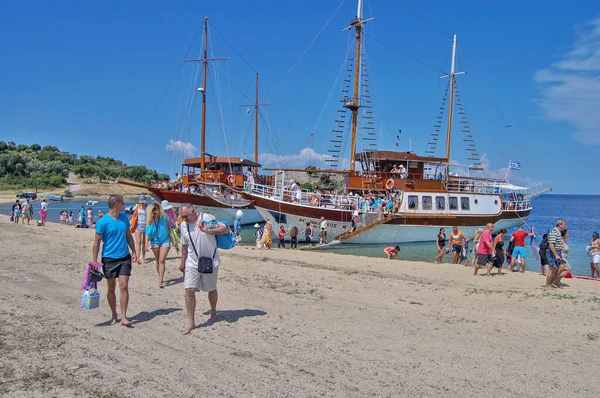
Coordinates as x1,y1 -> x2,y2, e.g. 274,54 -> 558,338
92,194 -> 137,327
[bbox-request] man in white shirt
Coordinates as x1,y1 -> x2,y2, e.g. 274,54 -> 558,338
179,203 -> 229,335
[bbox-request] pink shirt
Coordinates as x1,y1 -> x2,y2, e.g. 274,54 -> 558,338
477,230 -> 493,255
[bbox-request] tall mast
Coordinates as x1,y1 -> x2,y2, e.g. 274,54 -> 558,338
183,17 -> 228,173
200,17 -> 208,172
442,34 -> 464,176
344,0 -> 372,172
240,72 -> 273,176
254,72 -> 259,167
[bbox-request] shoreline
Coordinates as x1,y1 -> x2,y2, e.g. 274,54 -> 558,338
2,216 -> 600,397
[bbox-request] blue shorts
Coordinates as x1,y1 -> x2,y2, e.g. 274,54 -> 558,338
546,249 -> 562,268
512,246 -> 527,259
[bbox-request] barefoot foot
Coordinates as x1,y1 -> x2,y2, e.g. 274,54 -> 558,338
181,324 -> 195,335
120,318 -> 132,327
109,317 -> 118,326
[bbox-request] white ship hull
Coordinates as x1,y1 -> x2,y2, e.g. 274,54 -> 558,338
254,206 -> 529,244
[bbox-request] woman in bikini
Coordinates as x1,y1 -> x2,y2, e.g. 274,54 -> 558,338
144,202 -> 178,288
435,228 -> 447,264
492,229 -> 507,275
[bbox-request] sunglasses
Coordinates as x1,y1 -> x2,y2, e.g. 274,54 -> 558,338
181,211 -> 195,221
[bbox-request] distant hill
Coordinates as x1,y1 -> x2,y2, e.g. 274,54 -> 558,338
0,141 -> 170,190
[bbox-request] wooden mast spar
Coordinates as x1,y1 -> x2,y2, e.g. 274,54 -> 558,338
240,73 -> 273,176
183,17 -> 228,174
343,0 -> 373,173
441,34 -> 464,177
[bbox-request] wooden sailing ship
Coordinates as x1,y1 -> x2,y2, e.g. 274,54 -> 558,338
239,0 -> 550,244
119,18 -> 270,225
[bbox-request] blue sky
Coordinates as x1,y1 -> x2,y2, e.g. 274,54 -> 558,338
1,0 -> 598,194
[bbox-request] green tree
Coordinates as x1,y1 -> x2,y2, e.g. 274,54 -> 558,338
305,165 -> 318,176
300,182 -> 314,191
30,143 -> 42,152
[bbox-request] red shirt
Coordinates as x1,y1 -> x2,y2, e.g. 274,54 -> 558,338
512,230 -> 528,247
384,246 -> 398,254
477,230 -> 493,255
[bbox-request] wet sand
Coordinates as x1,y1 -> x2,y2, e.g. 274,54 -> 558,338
1,216 -> 599,397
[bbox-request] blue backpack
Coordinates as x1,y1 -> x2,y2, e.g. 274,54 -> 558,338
201,213 -> 236,250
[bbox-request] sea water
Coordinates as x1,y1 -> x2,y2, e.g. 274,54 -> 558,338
2,195 -> 598,276
237,195 -> 600,277
0,199 -> 142,224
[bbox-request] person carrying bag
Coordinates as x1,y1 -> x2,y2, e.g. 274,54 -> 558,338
178,204 -> 230,335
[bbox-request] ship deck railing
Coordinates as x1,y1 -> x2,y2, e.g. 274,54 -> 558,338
247,182 -> 360,211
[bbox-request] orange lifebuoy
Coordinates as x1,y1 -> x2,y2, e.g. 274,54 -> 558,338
308,194 -> 320,206
228,175 -> 236,184
386,178 -> 395,190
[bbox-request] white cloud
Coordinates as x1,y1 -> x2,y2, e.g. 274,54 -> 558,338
535,17 -> 600,145
165,139 -> 197,157
474,153 -> 536,186
259,147 -> 330,169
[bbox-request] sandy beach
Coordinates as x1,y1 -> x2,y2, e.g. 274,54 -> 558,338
1,216 -> 600,397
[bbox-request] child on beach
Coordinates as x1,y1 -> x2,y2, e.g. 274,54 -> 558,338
254,223 -> 264,249
68,211 -> 73,225
460,237 -> 472,265
39,207 -> 47,226
384,245 -> 401,259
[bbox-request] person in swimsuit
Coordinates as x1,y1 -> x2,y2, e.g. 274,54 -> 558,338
11,200 -> 22,224
492,229 -> 507,275
384,245 -> 401,260
131,195 -> 148,263
450,226 -> 465,264
145,202 -> 178,288
460,236 -> 472,266
435,228 -> 447,264
588,231 -> 600,279
300,222 -> 313,247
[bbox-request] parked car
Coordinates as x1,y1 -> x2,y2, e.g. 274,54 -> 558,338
16,192 -> 38,200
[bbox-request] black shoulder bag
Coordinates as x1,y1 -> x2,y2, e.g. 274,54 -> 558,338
187,223 -> 216,274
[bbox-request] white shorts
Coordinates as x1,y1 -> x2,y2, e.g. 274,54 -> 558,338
592,252 -> 600,264
184,266 -> 218,292
150,242 -> 170,249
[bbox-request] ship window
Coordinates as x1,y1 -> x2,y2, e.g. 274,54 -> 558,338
461,197 -> 470,210
436,196 -> 445,210
408,195 -> 418,210
449,197 -> 458,210
422,196 -> 432,210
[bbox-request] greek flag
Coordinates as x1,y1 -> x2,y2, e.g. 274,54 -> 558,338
509,160 -> 521,170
